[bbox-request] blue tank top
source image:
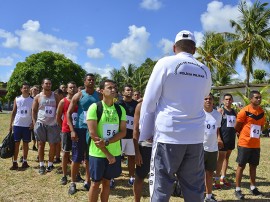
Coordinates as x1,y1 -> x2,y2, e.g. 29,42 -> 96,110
75,90 -> 100,128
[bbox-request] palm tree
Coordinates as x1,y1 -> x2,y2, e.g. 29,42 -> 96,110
227,0 -> 270,95
196,32 -> 236,86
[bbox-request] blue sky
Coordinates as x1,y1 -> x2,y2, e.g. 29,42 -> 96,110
0,0 -> 268,82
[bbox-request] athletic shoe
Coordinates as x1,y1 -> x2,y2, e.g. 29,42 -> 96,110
68,183 -> 77,195
32,145 -> 38,151
39,166 -> 46,175
128,177 -> 135,186
235,190 -> 244,200
46,165 -> 54,172
76,174 -> 84,183
110,179 -> 115,189
220,178 -> 231,187
60,176 -> 68,185
53,157 -> 61,164
10,162 -> 18,170
83,182 -> 90,191
213,180 -> 222,189
204,195 -> 217,202
250,188 -> 263,196
21,161 -> 30,169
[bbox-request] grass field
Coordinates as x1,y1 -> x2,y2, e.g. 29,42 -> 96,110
0,112 -> 270,202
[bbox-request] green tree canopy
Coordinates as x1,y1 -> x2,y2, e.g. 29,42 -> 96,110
6,51 -> 86,100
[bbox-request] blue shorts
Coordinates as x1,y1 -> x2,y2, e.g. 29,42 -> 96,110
89,155 -> 122,182
72,128 -> 88,163
13,126 -> 31,142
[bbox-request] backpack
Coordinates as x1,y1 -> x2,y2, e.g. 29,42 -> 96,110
0,131 -> 15,159
96,101 -> 122,125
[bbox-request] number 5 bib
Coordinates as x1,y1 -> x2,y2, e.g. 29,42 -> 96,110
103,124 -> 119,139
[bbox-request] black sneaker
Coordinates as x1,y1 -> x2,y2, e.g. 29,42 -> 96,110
83,182 -> 90,191
10,162 -> 18,170
46,165 -> 54,172
60,176 -> 68,185
250,188 -> 263,196
68,183 -> 77,195
53,157 -> 61,164
39,166 -> 46,175
235,190 -> 244,200
76,174 -> 84,183
21,161 -> 30,169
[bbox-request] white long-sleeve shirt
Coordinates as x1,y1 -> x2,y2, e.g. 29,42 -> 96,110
139,52 -> 212,144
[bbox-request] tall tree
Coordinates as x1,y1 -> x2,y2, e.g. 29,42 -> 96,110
6,51 -> 86,101
228,0 -> 270,95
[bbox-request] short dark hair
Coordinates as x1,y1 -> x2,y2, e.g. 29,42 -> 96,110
54,88 -> 64,95
249,90 -> 261,99
84,73 -> 95,81
42,78 -> 51,84
67,81 -> 76,86
122,84 -> 133,91
21,82 -> 30,88
223,93 -> 233,99
99,79 -> 115,90
175,40 -> 195,53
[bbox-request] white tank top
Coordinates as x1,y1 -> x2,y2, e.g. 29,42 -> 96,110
13,95 -> 34,127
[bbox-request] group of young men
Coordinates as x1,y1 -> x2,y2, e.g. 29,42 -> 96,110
7,29 -> 266,202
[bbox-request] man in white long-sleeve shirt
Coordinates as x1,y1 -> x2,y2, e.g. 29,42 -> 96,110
139,30 -> 212,202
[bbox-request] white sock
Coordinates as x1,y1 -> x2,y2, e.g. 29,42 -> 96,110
84,181 -> 88,185
236,187 -> 241,191
250,185 -> 256,190
206,194 -> 212,199
23,159 -> 27,162
13,160 -> 17,163
39,161 -> 44,167
48,161 -> 53,167
221,175 -> 225,179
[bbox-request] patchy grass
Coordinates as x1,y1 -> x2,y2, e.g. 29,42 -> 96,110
0,112 -> 270,201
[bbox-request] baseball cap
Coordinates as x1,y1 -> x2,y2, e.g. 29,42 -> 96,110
175,30 -> 195,44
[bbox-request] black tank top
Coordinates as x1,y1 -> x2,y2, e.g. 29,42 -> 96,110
220,107 -> 236,142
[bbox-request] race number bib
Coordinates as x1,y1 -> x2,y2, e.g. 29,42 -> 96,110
103,124 -> 118,139
19,106 -> 30,118
226,115 -> 236,127
83,111 -> 87,123
250,124 -> 261,139
44,106 -> 55,117
126,115 -> 134,130
205,121 -> 216,134
72,113 -> 78,126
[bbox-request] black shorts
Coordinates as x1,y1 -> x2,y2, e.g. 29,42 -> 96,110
61,132 -> 72,152
236,146 -> 260,166
135,145 -> 152,179
204,151 -> 218,172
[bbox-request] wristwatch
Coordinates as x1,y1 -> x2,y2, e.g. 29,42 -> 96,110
104,139 -> 110,146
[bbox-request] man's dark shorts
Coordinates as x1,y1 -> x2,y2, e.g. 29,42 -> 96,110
204,151 -> 218,172
13,126 -> 31,142
61,132 -> 72,152
89,155 -> 122,182
236,146 -> 260,166
72,128 -> 88,163
136,145 -> 152,179
219,138 -> 236,151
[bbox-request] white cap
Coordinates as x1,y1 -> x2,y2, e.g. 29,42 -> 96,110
175,30 -> 195,44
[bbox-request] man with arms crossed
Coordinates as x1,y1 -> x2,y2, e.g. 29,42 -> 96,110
117,84 -> 138,186
56,81 -> 77,185
214,94 -> 237,189
234,90 -> 265,200
140,30 -> 212,202
9,82 -> 33,170
87,79 -> 126,202
32,78 -> 61,174
203,94 -> 222,202
67,73 -> 100,195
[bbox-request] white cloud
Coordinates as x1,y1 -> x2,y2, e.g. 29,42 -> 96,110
0,57 -> 13,66
194,31 -> 204,48
0,29 -> 19,48
86,36 -> 94,46
87,48 -> 104,59
140,0 -> 162,10
109,25 -> 150,66
201,1 -> 241,32
158,38 -> 173,55
0,20 -> 78,61
83,62 -> 112,78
